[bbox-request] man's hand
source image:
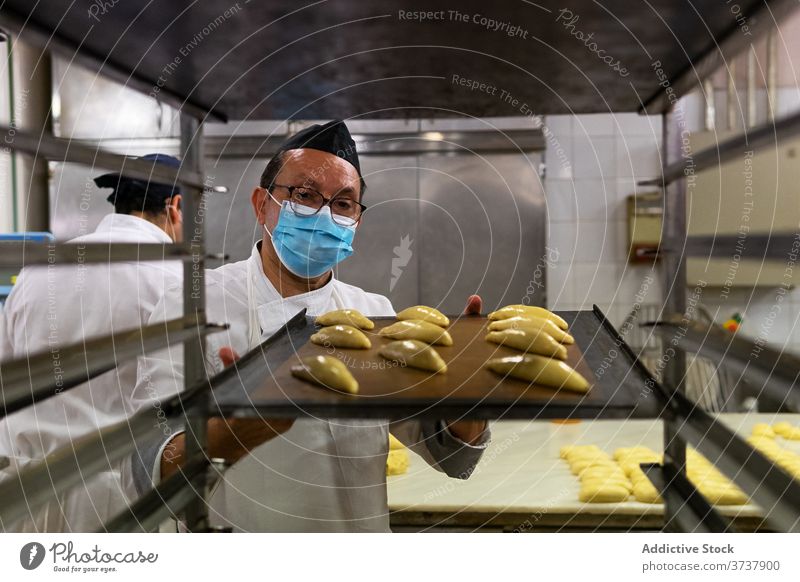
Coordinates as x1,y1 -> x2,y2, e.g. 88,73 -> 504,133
160,346 -> 294,479
463,294 -> 482,316
446,295 -> 488,445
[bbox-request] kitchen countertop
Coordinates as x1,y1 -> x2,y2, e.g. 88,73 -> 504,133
387,414 -> 800,531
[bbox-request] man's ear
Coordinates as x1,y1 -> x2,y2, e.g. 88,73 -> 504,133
251,187 -> 268,225
167,194 -> 182,224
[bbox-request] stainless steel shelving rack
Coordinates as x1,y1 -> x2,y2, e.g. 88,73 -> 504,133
635,0 -> 800,534
1,0 -> 799,533
0,113 -> 227,530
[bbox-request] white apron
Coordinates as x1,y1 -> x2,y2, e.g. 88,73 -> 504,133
206,255 -> 393,532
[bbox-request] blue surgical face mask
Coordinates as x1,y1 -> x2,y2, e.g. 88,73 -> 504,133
264,200 -> 356,278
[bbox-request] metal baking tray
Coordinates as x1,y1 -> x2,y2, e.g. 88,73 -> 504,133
212,305 -> 662,420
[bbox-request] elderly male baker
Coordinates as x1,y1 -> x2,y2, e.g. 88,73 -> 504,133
134,121 -> 490,532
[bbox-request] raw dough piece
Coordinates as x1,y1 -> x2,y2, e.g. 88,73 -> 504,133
620,458 -> 661,477
487,304 -> 569,330
486,354 -> 589,393
582,477 -> 633,493
488,316 -> 574,344
751,423 -> 776,438
697,484 -> 748,506
569,459 -> 617,475
378,339 -> 447,373
315,308 -> 375,330
578,483 -> 630,503
633,481 -> 662,504
613,446 -> 657,461
386,448 -> 409,476
580,466 -> 629,480
311,324 -> 371,349
389,433 -> 404,451
628,467 -> 650,485
485,329 -> 567,360
396,305 -> 450,327
784,427 -> 800,440
291,355 -> 359,394
379,319 -> 454,346
560,445 -> 602,459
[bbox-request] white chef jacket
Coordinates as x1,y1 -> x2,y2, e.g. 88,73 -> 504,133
0,213 -> 181,532
134,243 -> 490,532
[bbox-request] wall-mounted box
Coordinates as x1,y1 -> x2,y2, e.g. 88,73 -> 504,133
627,192 -> 662,264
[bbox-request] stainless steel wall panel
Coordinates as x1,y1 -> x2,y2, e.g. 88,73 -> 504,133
333,156 -> 419,309
201,157 -> 267,263
418,154 -> 545,314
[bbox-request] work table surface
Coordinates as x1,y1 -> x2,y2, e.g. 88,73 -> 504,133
387,414 -> 800,531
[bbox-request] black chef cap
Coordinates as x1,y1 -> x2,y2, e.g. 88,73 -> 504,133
277,120 -> 361,177
94,153 -> 181,210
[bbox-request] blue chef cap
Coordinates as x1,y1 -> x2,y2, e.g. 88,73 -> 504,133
94,153 -> 181,207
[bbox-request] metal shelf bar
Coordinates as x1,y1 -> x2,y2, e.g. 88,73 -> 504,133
0,317 -> 226,419
627,315 -> 800,532
641,0 -> 798,114
676,232 -> 800,261
100,457 -> 215,533
205,130 -> 546,159
0,241 -> 191,268
0,393 -> 197,528
651,320 -> 800,412
666,401 -> 800,532
0,321 -> 280,529
0,124 -> 207,189
640,109 -> 800,187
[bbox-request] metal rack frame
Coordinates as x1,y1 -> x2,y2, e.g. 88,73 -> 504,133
638,1 -> 800,532
0,79 -> 220,530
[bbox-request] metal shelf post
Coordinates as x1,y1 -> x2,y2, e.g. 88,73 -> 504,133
178,114 -> 210,531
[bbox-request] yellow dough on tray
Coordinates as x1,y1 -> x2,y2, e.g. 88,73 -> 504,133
578,483 -> 630,503
486,354 -> 589,393
389,433 -> 404,451
633,480 -> 662,504
379,339 -> 447,373
386,433 -> 409,475
379,319 -> 453,346
485,328 -> 567,360
315,308 -> 375,330
487,304 -> 569,330
311,324 -> 372,349
751,423 -> 776,438
487,315 -> 574,344
560,444 -> 602,460
386,449 -> 409,475
291,355 -> 359,394
396,305 -> 450,327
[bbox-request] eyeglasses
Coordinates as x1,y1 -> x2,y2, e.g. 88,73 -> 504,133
270,184 -> 366,226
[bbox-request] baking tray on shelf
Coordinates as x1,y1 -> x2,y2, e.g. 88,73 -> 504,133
212,305 -> 663,420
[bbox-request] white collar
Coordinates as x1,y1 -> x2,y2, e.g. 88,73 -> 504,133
94,213 -> 172,243
246,244 -> 341,344
247,243 -> 337,308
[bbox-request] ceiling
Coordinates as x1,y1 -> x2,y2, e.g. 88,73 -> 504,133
1,0 -> 771,121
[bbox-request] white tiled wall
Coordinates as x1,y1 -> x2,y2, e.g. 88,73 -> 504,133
543,113 -> 664,328
544,110 -> 800,354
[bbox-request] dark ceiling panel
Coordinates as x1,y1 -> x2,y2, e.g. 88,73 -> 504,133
0,0 -> 771,120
